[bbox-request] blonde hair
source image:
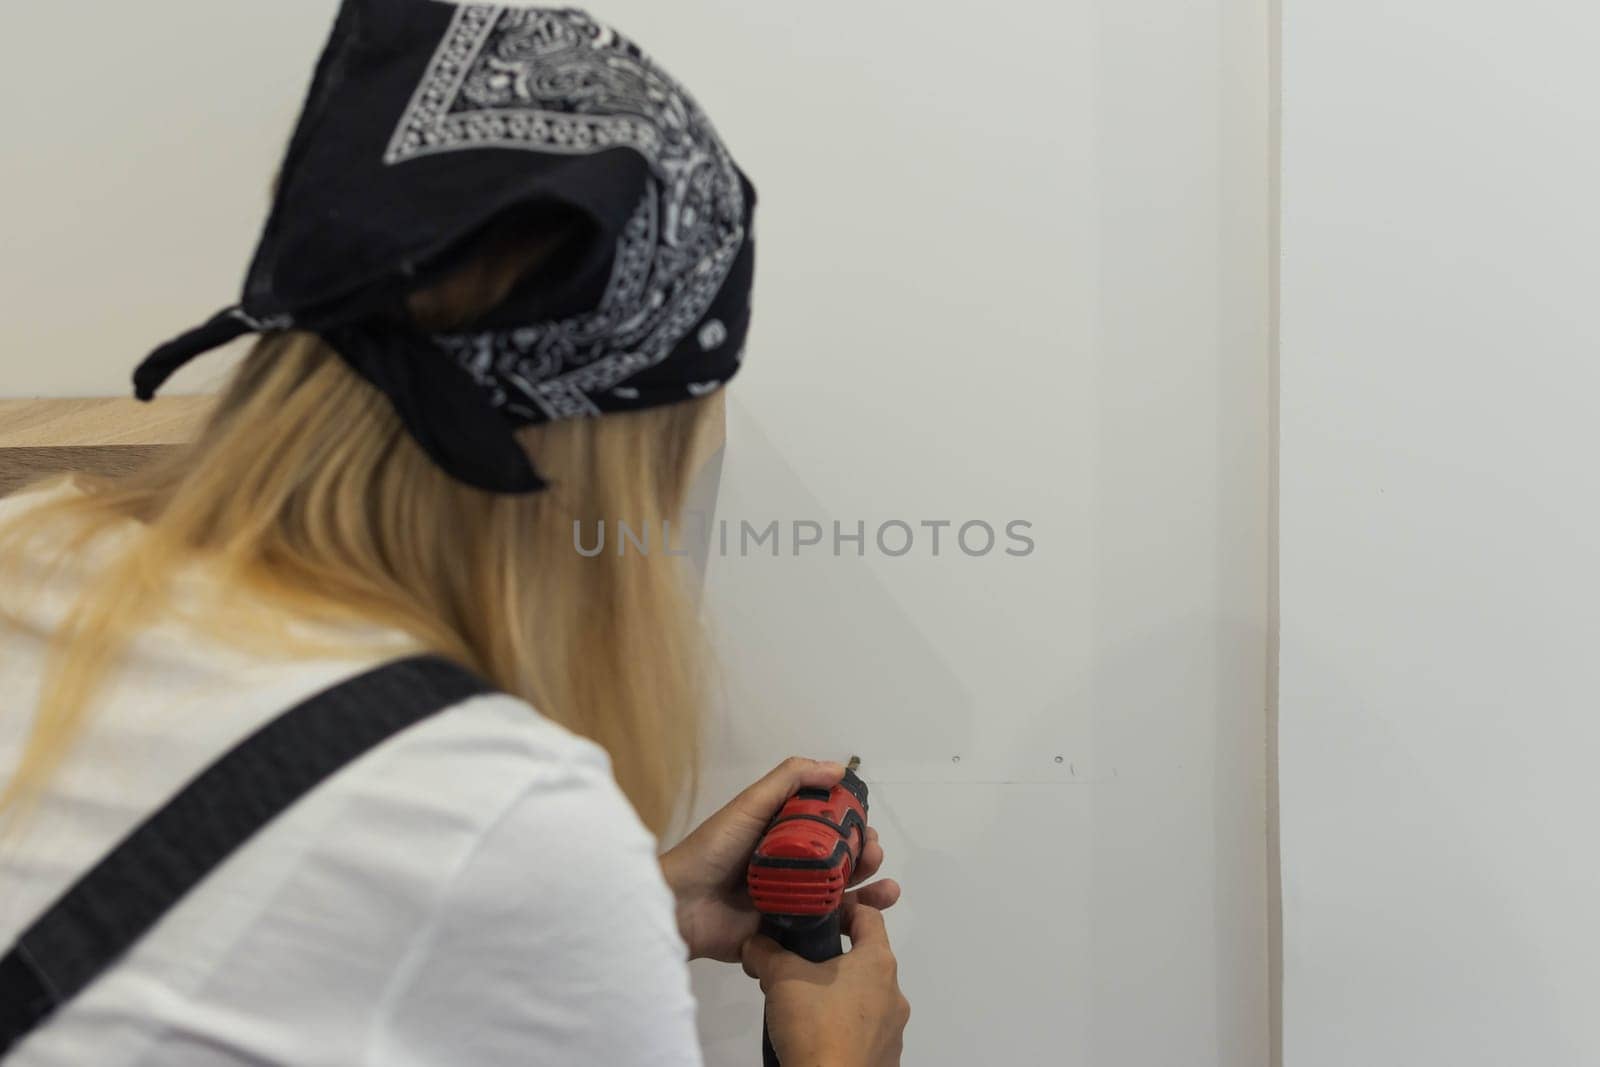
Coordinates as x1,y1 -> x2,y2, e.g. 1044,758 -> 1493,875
0,216 -> 712,835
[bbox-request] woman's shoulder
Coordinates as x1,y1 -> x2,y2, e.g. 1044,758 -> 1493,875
359,686 -> 653,851
361,690 -> 698,1064
178,681 -> 681,1017
427,687 -> 614,773
331,687 -> 701,1061
360,694 -> 704,1062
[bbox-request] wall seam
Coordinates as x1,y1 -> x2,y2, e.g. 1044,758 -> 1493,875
1267,0 -> 1285,1061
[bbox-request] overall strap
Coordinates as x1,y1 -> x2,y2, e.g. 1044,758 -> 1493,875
0,654 -> 493,1055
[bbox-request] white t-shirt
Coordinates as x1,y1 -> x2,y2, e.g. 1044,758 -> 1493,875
0,491 -> 703,1066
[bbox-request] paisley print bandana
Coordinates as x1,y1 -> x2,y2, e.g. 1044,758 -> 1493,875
134,1 -> 757,493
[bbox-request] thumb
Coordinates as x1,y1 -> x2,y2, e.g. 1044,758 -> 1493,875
741,934 -> 789,989
844,903 -> 891,949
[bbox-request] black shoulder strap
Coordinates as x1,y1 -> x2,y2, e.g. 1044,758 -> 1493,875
0,654 -> 493,1055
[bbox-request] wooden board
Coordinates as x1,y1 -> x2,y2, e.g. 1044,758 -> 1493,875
0,397 -> 209,498
0,395 -> 726,498
0,446 -> 176,498
0,397 -> 213,449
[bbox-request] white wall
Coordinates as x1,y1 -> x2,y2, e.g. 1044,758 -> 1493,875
1280,2 -> 1600,1064
650,2 -> 1273,1063
0,3 -> 336,397
1,2 -> 1275,1064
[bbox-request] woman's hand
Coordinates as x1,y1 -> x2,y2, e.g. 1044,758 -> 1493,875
744,903 -> 911,1067
659,757 -> 901,963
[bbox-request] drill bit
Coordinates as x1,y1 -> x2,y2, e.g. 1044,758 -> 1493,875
845,755 -> 861,773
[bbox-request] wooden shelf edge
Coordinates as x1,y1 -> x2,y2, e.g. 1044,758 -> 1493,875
0,397 -> 214,448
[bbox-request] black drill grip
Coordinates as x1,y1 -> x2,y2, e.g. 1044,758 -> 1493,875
760,911 -> 843,1067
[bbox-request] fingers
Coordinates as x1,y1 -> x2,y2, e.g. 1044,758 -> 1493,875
740,934 -> 787,990
845,878 -> 902,915
850,827 -> 883,885
843,902 -> 891,948
768,755 -> 850,793
734,757 -> 848,819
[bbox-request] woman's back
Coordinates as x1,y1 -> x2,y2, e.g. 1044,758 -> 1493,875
0,5 -> 912,1062
0,488 -> 701,1066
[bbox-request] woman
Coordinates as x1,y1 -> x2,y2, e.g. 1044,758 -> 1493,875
0,3 -> 907,1064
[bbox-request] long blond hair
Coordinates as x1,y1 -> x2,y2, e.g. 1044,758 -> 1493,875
0,215 -> 712,835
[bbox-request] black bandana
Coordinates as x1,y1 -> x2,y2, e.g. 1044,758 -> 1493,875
135,1 -> 757,493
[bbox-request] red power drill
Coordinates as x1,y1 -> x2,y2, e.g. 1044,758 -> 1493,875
747,757 -> 870,1067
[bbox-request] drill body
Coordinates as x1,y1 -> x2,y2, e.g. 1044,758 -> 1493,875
747,767 -> 869,1064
